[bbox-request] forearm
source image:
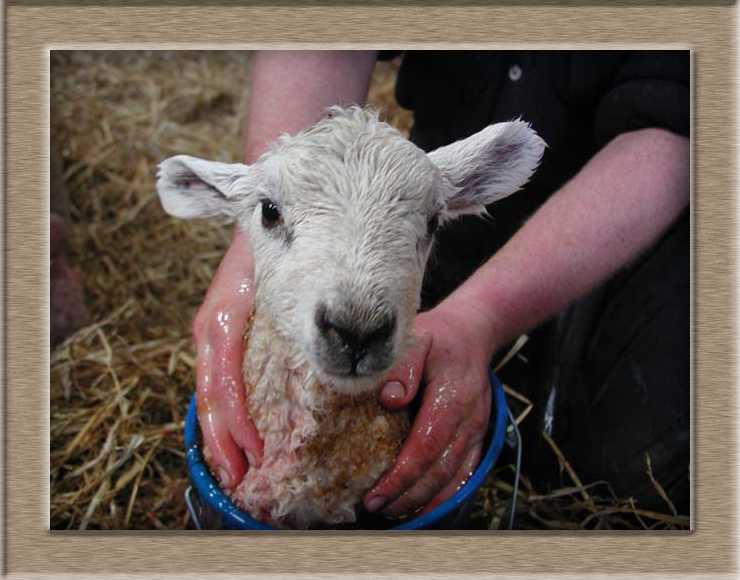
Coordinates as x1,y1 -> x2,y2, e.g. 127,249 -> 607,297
441,128 -> 690,357
244,50 -> 378,163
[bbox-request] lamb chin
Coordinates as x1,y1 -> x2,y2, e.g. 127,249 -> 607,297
317,370 -> 386,395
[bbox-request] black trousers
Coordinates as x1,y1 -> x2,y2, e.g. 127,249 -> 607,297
502,209 -> 690,514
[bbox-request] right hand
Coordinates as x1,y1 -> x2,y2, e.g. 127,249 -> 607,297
193,229 -> 264,491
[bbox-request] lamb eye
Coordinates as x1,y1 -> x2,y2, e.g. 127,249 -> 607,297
427,213 -> 440,237
261,199 -> 281,228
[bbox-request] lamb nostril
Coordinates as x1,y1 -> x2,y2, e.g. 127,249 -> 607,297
316,307 -> 359,347
315,305 -> 395,352
325,321 -> 364,351
366,315 -> 396,345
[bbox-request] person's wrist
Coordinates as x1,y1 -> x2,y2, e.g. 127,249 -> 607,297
431,293 -> 502,364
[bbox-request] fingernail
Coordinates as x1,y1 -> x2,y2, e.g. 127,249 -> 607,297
382,381 -> 405,402
366,496 -> 387,513
217,467 -> 232,488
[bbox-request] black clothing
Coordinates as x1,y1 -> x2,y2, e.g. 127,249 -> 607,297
387,51 -> 691,515
548,209 -> 690,511
389,50 -> 690,308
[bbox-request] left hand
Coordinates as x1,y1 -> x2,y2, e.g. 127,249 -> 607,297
363,302 -> 496,517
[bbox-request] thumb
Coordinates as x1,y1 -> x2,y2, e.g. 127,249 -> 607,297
380,331 -> 432,409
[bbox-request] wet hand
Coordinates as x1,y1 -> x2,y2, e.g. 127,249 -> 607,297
364,303 -> 495,517
194,231 -> 264,491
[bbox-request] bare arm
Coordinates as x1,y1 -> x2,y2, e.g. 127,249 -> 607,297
244,51 -> 378,162
444,127 -> 690,356
367,127 -> 690,515
196,50 -> 377,488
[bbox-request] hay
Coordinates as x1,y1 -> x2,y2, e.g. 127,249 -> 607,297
50,51 -> 687,531
470,380 -> 689,530
51,51 -> 251,530
50,52 -> 411,530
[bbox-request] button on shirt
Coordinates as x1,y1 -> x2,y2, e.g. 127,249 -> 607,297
508,64 -> 523,82
390,50 -> 690,307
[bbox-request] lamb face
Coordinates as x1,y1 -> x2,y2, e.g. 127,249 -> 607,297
246,113 -> 444,392
157,106 -> 546,395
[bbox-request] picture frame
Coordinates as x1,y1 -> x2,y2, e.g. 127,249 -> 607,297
6,1 -> 736,577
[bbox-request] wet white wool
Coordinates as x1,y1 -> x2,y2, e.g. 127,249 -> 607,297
157,106 -> 545,528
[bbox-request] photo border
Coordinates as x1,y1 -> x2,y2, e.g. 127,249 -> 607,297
5,3 -> 737,578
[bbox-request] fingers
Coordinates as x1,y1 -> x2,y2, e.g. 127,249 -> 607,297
207,313 -> 264,468
197,392 -> 248,490
224,380 -> 264,468
366,360 -> 491,516
195,298 -> 263,488
380,331 -> 432,409
380,435 -> 469,517
196,338 -> 247,489
419,445 -> 482,515
365,382 -> 463,512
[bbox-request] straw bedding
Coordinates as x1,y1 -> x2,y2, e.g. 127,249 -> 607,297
50,51 -> 687,531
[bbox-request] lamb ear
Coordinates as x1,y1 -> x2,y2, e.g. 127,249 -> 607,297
156,155 -> 254,220
428,120 -> 546,219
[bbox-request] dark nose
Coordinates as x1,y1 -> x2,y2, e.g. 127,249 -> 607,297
315,303 -> 396,374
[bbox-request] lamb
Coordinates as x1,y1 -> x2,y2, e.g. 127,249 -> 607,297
157,106 -> 545,529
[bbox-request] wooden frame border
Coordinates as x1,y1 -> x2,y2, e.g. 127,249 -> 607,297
4,4 -> 736,577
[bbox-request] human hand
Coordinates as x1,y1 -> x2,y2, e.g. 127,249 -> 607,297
363,302 -> 495,517
194,230 -> 264,491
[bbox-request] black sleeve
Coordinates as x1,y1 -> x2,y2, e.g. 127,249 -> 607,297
593,50 -> 689,147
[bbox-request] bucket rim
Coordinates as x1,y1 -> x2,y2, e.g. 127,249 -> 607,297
184,371 -> 508,530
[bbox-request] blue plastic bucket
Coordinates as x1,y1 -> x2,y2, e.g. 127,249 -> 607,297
184,371 -> 508,530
